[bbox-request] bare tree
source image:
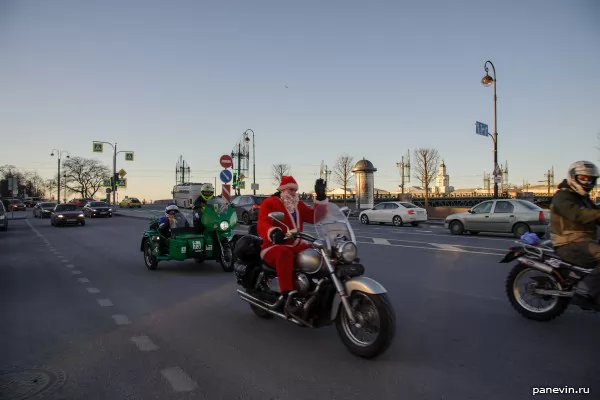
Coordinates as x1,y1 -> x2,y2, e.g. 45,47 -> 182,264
413,148 -> 440,207
272,164 -> 291,187
22,171 -> 46,197
333,154 -> 354,206
62,157 -> 111,198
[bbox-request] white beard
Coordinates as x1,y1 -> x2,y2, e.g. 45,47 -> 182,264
280,191 -> 299,213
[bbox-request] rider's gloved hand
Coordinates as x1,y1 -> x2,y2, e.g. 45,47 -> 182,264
315,179 -> 327,201
270,228 -> 285,244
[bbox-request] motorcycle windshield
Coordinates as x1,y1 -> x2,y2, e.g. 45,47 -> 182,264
313,202 -> 356,254
201,197 -> 237,227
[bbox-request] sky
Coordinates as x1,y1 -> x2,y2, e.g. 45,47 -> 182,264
1,0 -> 599,201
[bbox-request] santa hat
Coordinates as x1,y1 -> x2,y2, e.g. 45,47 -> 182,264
278,175 -> 298,191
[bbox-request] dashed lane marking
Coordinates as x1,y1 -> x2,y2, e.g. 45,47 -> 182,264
112,314 -> 131,325
131,336 -> 159,351
160,367 -> 198,392
96,299 -> 113,307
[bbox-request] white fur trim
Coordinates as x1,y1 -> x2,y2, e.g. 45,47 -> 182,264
278,182 -> 299,191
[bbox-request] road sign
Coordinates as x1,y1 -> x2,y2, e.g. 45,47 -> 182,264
494,176 -> 501,184
93,142 -> 103,152
103,179 -> 112,187
493,164 -> 501,176
251,183 -> 259,190
222,184 -> 231,202
219,154 -> 233,168
475,121 -> 489,137
116,178 -> 127,188
239,181 -> 245,189
118,169 -> 127,177
220,169 -> 233,183
106,188 -> 112,194
125,152 -> 134,161
239,174 -> 245,181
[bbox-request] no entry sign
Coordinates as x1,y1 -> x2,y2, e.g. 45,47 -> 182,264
220,154 -> 233,169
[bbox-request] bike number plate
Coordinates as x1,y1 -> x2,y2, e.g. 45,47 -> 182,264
192,241 -> 201,251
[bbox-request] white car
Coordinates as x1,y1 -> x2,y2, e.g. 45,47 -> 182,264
359,201 -> 428,227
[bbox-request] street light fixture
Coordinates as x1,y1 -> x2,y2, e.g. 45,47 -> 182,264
243,129 -> 255,195
481,60 -> 499,198
93,141 -> 135,206
50,149 -> 70,203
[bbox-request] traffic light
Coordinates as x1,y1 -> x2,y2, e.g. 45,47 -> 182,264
232,172 -> 238,189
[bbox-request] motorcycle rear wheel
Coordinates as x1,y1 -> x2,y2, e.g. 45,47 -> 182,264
335,291 -> 396,359
506,263 -> 569,321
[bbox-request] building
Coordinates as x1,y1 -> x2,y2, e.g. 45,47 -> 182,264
434,160 -> 454,194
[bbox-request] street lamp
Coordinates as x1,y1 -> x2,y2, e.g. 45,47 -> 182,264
50,149 -> 70,203
481,60 -> 499,198
93,141 -> 134,206
243,129 -> 256,195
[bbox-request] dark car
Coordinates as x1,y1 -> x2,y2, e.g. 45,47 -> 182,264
9,199 -> 26,211
230,195 -> 268,225
33,202 -> 57,218
0,200 -> 7,231
83,201 -> 113,218
51,203 -> 86,227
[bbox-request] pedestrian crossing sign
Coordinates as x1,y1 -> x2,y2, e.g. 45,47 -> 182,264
125,152 -> 134,161
93,142 -> 103,153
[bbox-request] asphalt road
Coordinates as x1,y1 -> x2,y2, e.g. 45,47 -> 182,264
0,210 -> 597,400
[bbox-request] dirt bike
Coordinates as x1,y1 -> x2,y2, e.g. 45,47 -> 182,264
232,202 -> 396,359
501,238 -> 599,321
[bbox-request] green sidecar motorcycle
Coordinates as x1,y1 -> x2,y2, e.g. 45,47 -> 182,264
140,198 -> 237,272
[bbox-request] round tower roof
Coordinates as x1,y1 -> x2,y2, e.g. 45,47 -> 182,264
352,158 -> 377,172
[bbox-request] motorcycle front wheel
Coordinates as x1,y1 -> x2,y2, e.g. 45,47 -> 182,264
335,291 -> 396,359
218,240 -> 234,272
506,263 -> 569,321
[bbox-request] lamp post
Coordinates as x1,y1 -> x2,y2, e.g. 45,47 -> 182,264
93,141 -> 134,206
481,60 -> 498,198
50,149 -> 70,203
243,129 -> 256,195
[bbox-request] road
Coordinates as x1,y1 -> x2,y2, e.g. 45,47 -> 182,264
0,210 -> 596,400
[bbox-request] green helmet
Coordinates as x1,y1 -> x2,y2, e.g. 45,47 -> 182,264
200,183 -> 214,201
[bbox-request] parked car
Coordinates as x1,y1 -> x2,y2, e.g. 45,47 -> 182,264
83,201 -> 113,218
23,197 -> 41,207
230,195 -> 268,225
33,202 -> 57,218
8,199 -> 26,211
359,201 -> 428,227
0,200 -> 7,231
119,197 -> 142,208
51,203 -> 85,227
444,199 -> 549,237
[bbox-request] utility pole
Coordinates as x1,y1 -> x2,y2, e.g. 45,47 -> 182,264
544,166 -> 555,195
396,150 -> 411,194
175,156 -> 191,185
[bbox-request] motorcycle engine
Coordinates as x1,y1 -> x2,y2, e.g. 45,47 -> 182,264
267,273 -> 311,293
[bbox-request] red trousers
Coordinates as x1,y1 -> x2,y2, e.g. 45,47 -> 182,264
262,243 -> 312,292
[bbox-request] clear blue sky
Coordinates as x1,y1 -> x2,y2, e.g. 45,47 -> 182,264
1,0 -> 599,201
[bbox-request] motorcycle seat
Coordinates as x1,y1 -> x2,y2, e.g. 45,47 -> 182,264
261,263 -> 277,274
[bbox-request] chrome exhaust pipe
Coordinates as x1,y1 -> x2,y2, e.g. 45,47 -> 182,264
517,257 -> 554,274
237,289 -> 284,310
237,290 -> 307,326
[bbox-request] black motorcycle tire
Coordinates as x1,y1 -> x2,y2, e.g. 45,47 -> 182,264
143,240 -> 159,270
218,240 -> 234,272
505,263 -> 569,322
335,292 -> 396,359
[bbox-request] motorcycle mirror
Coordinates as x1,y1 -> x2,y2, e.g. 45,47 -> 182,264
340,206 -> 350,217
269,212 -> 285,221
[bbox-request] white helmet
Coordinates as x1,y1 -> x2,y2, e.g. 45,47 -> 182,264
567,160 -> 599,196
166,204 -> 179,214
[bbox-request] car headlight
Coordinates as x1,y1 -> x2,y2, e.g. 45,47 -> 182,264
336,241 -> 357,263
108,208 -> 112,212
92,209 -> 97,212
219,221 -> 230,231
78,214 -> 84,218
58,215 -> 64,218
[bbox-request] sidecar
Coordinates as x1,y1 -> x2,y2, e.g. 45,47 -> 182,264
140,225 -> 211,270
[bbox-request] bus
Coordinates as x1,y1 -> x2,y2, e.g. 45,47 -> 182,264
172,183 -> 205,209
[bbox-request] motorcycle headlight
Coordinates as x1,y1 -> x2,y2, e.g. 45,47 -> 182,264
58,215 -> 64,218
219,221 -> 230,231
336,241 -> 357,263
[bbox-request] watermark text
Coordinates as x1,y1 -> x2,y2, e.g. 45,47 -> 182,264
533,387 -> 590,396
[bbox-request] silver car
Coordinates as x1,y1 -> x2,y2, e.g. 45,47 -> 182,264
445,199 -> 549,237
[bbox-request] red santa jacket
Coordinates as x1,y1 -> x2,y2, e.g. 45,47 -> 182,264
257,195 -> 328,258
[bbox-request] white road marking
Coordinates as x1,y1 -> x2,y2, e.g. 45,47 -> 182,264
66,264 -> 75,268
112,314 -> 131,325
372,237 -> 391,245
56,255 -> 65,258
78,278 -> 90,283
86,288 -> 100,294
161,367 -> 198,392
131,335 -> 159,351
414,230 -> 433,233
356,240 -> 504,256
71,270 -> 82,274
61,260 -> 69,263
97,298 -> 113,307
430,243 -> 466,252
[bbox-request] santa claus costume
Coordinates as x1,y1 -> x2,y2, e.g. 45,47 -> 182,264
257,176 -> 328,293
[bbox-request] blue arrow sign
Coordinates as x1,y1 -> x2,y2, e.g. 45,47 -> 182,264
220,169 -> 233,184
475,121 -> 489,137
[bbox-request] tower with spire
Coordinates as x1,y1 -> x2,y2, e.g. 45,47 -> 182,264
435,160 -> 453,194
